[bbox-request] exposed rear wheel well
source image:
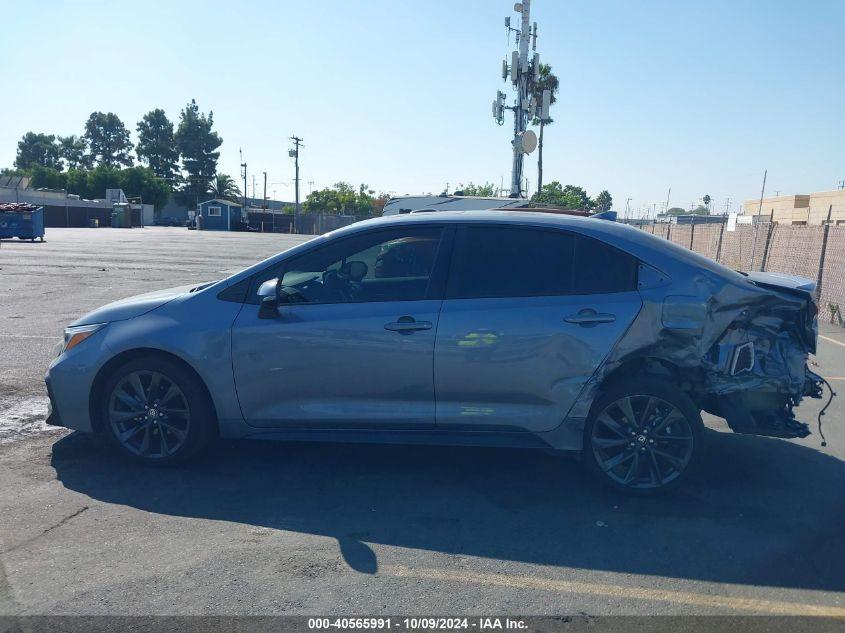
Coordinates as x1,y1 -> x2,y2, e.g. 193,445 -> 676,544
89,348 -> 218,436
598,357 -> 705,404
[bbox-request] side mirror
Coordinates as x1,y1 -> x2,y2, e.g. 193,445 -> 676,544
257,278 -> 280,319
257,277 -> 308,319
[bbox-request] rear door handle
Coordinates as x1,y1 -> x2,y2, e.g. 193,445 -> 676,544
564,309 -> 616,326
384,316 -> 433,333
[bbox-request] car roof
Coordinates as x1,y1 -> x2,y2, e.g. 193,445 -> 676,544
338,210 -> 648,247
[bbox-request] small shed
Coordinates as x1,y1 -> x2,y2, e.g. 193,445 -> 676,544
198,199 -> 243,231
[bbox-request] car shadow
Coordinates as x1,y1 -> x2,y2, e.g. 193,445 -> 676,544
51,428 -> 845,591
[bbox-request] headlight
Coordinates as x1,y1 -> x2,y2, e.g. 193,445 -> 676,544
61,323 -> 106,355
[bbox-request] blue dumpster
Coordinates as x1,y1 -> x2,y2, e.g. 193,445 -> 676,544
0,204 -> 45,241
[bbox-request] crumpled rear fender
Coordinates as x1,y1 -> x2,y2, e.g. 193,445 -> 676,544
566,264 -> 821,437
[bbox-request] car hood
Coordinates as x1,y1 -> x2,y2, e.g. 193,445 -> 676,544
70,283 -> 203,326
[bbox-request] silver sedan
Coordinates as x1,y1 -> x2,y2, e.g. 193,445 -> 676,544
46,211 -> 824,493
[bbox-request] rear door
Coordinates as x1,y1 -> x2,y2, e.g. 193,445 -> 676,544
434,224 -> 643,433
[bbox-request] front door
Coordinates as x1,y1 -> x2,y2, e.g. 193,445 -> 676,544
434,224 -> 643,433
232,225 -> 447,428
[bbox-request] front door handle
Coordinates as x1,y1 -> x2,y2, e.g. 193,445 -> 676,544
564,309 -> 616,326
384,316 -> 433,333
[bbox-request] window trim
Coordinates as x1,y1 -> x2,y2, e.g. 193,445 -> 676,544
245,224 -> 451,306
444,223 -> 639,300
208,206 -> 222,217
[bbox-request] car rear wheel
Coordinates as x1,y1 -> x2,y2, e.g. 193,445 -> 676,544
583,377 -> 703,494
100,356 -> 214,465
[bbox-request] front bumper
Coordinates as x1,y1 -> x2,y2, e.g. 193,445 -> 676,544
45,333 -> 109,433
44,377 -> 66,428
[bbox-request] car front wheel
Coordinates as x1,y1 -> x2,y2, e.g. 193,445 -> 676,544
583,377 -> 703,494
100,356 -> 214,464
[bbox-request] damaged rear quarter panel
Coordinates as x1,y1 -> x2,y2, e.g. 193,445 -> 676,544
563,231 -> 818,433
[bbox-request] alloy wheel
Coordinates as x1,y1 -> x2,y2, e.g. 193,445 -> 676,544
591,394 -> 694,489
108,370 -> 191,459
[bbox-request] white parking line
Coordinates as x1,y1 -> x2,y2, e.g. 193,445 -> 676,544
819,334 -> 845,348
0,334 -> 58,340
384,565 -> 845,616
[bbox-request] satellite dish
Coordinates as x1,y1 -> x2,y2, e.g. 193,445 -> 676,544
518,130 -> 537,154
514,3 -> 523,12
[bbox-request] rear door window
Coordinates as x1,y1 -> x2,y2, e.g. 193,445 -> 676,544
446,225 -> 575,299
446,225 -> 638,299
572,234 -> 639,293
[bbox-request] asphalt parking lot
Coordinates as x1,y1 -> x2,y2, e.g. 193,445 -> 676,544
1,227 -> 844,616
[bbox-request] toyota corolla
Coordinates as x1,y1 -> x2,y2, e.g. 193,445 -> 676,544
46,211 -> 825,492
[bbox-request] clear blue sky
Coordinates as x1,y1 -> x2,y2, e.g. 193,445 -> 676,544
2,0 -> 843,215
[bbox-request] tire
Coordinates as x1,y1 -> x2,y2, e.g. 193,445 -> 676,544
582,377 -> 704,494
99,356 -> 215,465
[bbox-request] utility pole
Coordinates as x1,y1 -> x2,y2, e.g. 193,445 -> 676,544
493,0 -> 546,198
262,172 -> 267,210
624,198 -> 632,221
664,187 -> 671,214
252,175 -> 257,206
750,169 -> 767,270
756,170 -> 767,219
289,136 -> 303,233
239,149 -> 247,213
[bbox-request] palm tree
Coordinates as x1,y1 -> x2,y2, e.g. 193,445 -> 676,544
209,173 -> 241,201
530,64 -> 559,193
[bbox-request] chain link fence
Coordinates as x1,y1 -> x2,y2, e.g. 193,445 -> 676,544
638,218 -> 845,324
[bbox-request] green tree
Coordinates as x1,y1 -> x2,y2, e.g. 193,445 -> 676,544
119,166 -> 171,210
530,63 -> 559,192
209,173 -> 241,201
175,99 -> 222,204
27,165 -> 67,189
593,190 -> 613,212
304,182 -> 377,216
456,182 -> 496,196
58,135 -> 90,170
83,112 -> 133,167
666,207 -> 686,215
64,169 -> 90,198
15,132 -> 62,170
136,109 -> 179,180
702,194 -> 712,211
13,163 -> 170,210
533,182 -> 592,210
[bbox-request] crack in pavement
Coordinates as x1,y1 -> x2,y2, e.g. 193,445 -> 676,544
2,506 -> 89,556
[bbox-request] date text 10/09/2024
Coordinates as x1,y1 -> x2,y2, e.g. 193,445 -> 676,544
308,618 -> 528,630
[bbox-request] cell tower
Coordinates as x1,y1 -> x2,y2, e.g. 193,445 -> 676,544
492,1 -> 549,198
